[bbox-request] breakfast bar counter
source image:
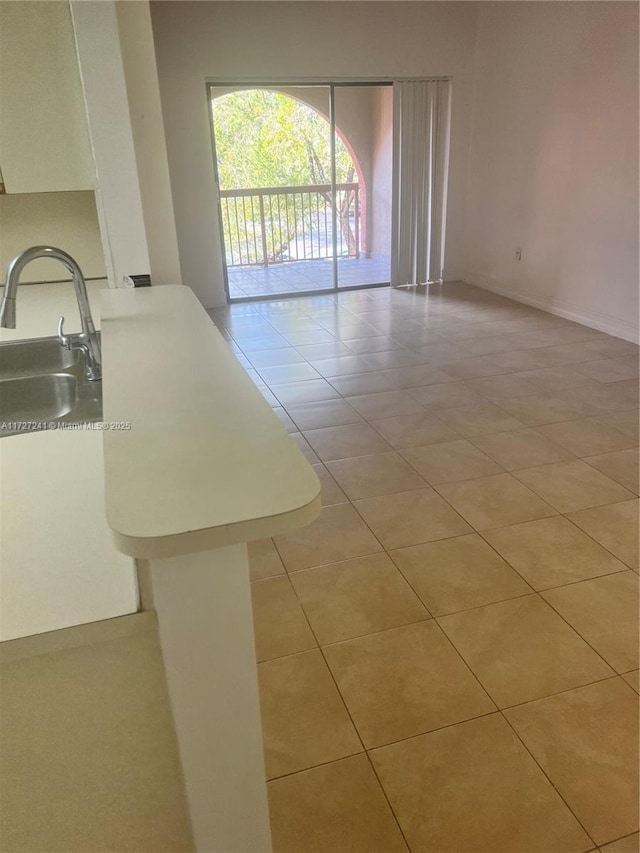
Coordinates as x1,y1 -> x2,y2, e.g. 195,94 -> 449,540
100,284 -> 321,853
101,285 -> 320,556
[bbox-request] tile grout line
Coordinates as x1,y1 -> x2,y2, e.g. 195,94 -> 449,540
538,592 -> 631,676
437,628 -> 605,851
273,567 -> 414,848
498,708 -> 599,849
475,528 -> 633,594
258,670 -> 628,779
270,571 -> 437,851
552,509 -> 639,572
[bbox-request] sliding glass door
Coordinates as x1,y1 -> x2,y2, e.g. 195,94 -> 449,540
208,82 -> 393,302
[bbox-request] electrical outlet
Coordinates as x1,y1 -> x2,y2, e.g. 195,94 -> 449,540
515,247 -> 522,262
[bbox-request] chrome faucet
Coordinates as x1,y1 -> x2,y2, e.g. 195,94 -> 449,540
0,246 -> 102,381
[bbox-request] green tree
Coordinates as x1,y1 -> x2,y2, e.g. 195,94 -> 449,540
211,89 -> 358,265
212,89 -> 353,188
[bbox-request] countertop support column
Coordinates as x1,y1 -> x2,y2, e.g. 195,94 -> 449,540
149,545 -> 271,853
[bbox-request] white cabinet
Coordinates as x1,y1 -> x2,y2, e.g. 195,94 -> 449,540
0,1 -> 94,193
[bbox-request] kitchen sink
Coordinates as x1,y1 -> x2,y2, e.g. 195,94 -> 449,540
1,374 -> 77,422
0,336 -> 103,436
0,336 -> 78,380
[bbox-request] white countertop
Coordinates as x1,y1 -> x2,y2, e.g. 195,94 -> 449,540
0,279 -> 137,641
102,285 -> 321,558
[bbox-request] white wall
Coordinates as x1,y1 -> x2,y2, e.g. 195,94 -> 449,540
151,1 -> 478,307
115,1 -> 182,286
70,0 -> 151,289
0,192 -> 106,284
462,1 -> 639,342
0,1 -> 94,194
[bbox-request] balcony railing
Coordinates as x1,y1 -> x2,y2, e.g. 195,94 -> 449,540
219,183 -> 360,268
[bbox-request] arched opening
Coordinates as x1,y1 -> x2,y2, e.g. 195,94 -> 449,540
209,84 -> 393,300
211,88 -> 365,268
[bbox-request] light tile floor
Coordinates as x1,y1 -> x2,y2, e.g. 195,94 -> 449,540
208,281 -> 639,853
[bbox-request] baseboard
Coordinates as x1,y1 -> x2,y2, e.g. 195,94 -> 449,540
459,270 -> 639,344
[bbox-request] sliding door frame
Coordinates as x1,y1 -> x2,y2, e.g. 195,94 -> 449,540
206,79 -> 393,304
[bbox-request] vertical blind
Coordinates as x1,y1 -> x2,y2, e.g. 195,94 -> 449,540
391,79 -> 452,287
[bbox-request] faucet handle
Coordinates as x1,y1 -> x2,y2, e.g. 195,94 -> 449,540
57,315 -> 71,349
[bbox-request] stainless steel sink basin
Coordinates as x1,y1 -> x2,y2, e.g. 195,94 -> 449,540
0,336 -> 102,436
0,336 -> 78,380
1,374 -> 77,422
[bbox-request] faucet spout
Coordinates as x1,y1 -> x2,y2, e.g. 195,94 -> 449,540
0,293 -> 16,328
0,246 -> 102,380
